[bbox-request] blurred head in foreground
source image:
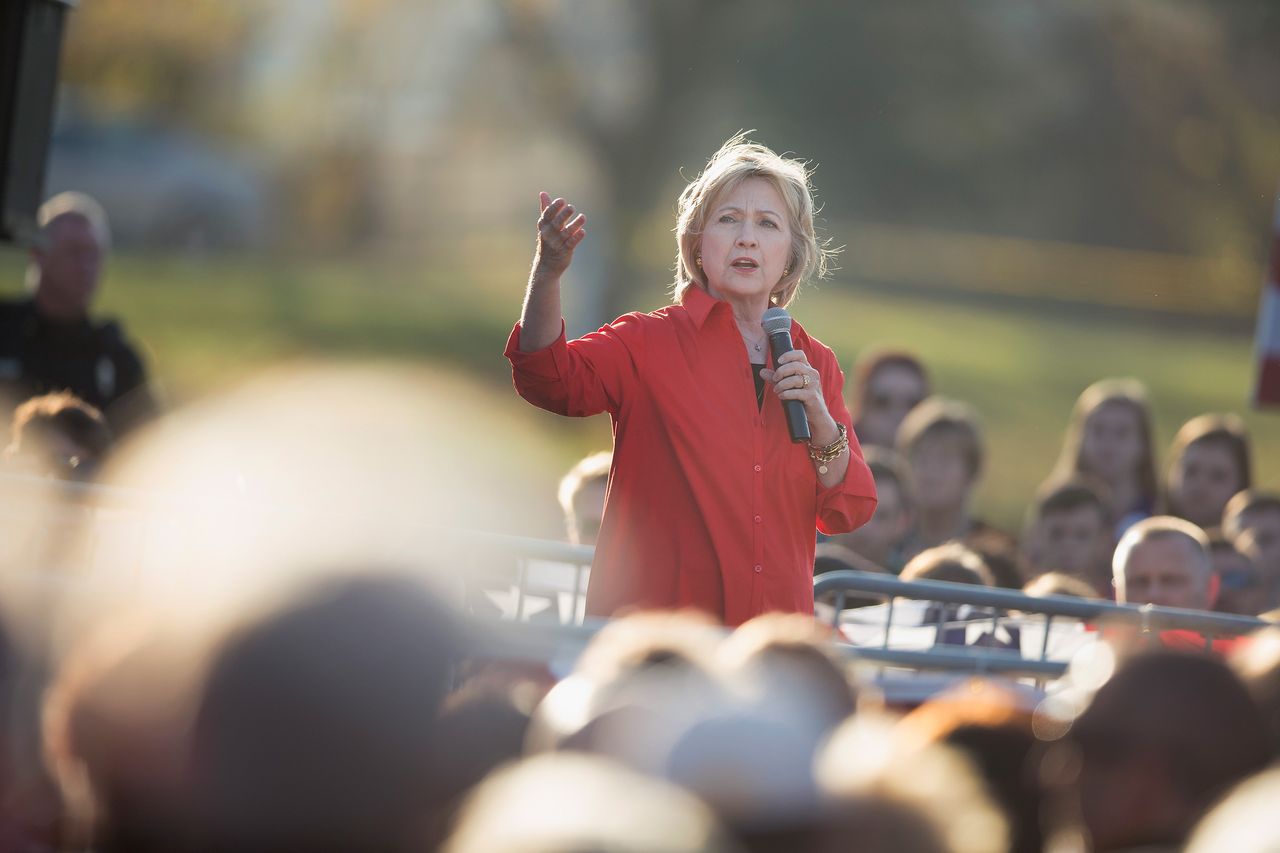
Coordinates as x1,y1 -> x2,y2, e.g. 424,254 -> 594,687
1067,649 -> 1269,851
525,610 -> 726,757
44,618 -> 203,852
817,714 -> 1009,853
1111,516 -> 1214,611
1184,765 -> 1280,853
5,391 -> 112,481
675,614 -> 857,848
1231,626 -> 1280,756
442,752 -> 742,853
188,572 -> 462,853
530,611 -> 867,852
717,613 -> 856,733
899,679 -> 1052,853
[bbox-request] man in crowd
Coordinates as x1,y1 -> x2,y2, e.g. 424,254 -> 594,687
0,192 -> 157,436
1112,516 -> 1215,611
1022,479 -> 1114,596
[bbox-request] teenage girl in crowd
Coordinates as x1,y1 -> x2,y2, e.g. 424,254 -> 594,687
1049,378 -> 1159,537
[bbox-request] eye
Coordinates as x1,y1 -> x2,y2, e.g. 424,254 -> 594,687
760,218 -> 779,229
718,214 -> 737,224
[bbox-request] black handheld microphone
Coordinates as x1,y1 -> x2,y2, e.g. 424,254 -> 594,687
761,307 -> 811,443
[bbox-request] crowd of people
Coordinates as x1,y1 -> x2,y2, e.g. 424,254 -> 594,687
826,350 -> 1279,621
6,573 -> 1280,852
1,152 -> 1278,852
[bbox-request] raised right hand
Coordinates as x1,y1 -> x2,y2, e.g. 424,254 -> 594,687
533,192 -> 587,279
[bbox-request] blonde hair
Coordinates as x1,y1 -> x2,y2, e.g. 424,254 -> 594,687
673,132 -> 834,308
556,451 -> 612,518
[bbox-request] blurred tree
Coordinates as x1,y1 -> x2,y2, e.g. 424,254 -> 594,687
53,0 -> 1280,306
498,0 -> 1280,319
60,1 -> 263,134
497,0 -> 739,321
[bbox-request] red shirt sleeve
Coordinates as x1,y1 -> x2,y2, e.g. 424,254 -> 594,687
504,316 -> 646,417
806,342 -> 877,536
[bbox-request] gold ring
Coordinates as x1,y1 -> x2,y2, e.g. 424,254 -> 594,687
802,374 -> 810,388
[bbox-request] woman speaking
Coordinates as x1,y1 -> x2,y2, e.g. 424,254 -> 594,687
505,135 -> 876,626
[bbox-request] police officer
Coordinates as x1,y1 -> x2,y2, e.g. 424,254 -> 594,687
0,192 -> 157,436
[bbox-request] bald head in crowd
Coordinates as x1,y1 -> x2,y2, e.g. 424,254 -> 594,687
1112,516 -> 1215,611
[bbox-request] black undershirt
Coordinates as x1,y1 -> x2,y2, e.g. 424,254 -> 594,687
751,362 -> 765,410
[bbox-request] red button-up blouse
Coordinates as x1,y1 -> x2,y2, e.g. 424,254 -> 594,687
505,285 -> 877,626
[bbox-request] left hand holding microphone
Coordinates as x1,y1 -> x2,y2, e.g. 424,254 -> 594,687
760,350 -> 841,446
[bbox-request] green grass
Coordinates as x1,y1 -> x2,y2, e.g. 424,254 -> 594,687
2,247 -> 1275,535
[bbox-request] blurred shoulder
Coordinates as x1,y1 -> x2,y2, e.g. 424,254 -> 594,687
0,297 -> 33,319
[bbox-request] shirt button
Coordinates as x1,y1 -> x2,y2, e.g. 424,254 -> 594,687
753,465 -> 762,472
754,515 -> 762,523
754,565 -> 763,573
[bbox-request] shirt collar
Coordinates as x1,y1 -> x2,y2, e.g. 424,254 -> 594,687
678,283 -> 724,330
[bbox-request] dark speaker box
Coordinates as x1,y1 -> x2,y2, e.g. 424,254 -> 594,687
0,0 -> 74,247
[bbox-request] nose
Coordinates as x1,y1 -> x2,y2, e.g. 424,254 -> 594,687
735,222 -> 757,248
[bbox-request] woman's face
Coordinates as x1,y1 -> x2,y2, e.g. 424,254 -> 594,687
1080,400 -> 1145,481
1169,439 -> 1242,528
698,177 -> 793,308
858,364 -> 927,448
909,434 -> 972,512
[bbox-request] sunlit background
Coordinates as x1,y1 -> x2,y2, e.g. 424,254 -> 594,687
2,0 -> 1279,537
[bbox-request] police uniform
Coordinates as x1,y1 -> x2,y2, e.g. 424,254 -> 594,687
0,297 -> 156,435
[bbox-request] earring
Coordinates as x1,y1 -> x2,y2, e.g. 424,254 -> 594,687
695,255 -> 702,269
783,266 -> 791,276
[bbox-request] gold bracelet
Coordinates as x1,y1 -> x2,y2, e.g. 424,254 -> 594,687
808,423 -> 848,474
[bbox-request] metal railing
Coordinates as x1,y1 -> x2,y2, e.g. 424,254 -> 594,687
814,570 -> 1268,681
2,472 -> 1268,687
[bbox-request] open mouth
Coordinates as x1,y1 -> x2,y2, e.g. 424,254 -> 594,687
731,258 -> 759,270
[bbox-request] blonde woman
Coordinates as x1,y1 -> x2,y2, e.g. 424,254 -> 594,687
1049,378 -> 1159,536
506,134 -> 876,625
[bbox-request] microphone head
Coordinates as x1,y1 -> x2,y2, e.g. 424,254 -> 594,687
761,307 -> 792,336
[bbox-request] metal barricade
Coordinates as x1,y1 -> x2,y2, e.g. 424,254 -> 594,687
813,569 -> 1268,684
448,529 -> 593,625
2,472 -> 1266,692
